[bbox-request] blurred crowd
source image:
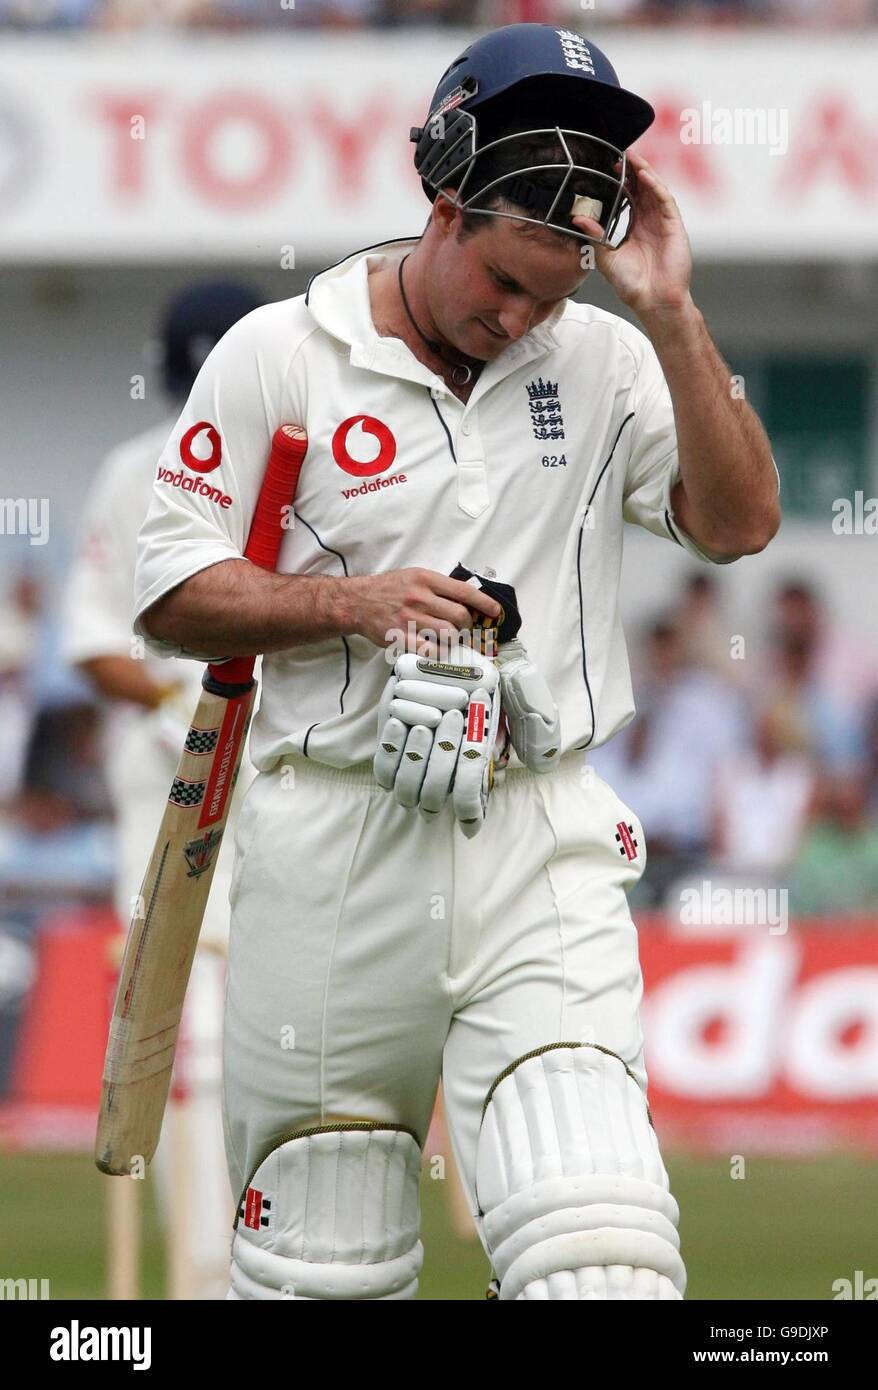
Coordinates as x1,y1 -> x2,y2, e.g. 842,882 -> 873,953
1,0 -> 877,33
0,566 -> 113,902
2,559 -> 878,919
590,574 -> 878,916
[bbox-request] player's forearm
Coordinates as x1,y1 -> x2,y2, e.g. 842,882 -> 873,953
641,297 -> 780,557
141,558 -> 353,657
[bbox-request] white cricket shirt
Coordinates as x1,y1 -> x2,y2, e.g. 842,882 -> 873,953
134,235 -> 730,773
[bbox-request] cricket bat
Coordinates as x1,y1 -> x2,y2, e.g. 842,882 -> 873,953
95,423 -> 307,1177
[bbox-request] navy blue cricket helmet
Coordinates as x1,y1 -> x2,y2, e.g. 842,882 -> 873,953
162,280 -> 262,398
410,24 -> 655,247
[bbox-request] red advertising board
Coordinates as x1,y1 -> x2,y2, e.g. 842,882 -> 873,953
1,910 -> 877,1154
638,917 -> 878,1153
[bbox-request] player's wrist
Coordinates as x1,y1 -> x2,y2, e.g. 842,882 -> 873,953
318,574 -> 361,638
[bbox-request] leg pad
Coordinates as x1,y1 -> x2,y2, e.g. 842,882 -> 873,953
476,1045 -> 686,1301
230,1122 -> 423,1300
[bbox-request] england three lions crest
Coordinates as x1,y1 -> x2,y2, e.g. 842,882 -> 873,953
527,377 -> 565,441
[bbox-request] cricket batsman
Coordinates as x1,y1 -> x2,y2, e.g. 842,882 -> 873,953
134,26 -> 780,1300
65,281 -> 260,1298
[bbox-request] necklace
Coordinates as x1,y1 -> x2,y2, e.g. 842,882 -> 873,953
397,254 -> 481,388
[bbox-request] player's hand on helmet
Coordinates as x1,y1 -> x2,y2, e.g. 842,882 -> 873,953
572,151 -> 692,317
495,638 -> 561,773
373,642 -> 500,838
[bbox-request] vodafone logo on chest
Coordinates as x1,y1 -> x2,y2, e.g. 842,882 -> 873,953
332,415 -> 407,499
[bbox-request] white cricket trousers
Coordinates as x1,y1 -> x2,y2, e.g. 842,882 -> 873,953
222,754 -> 649,1214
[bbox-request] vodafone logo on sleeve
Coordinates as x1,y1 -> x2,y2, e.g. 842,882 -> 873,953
157,419 -> 233,507
156,466 -> 234,508
180,420 -> 223,474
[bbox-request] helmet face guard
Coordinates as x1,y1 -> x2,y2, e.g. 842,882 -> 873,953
410,25 -> 654,253
411,109 -> 635,250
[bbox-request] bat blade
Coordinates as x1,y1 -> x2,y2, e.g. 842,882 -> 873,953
95,679 -> 254,1175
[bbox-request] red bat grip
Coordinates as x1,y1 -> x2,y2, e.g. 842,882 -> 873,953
244,425 -> 307,570
205,424 -> 307,690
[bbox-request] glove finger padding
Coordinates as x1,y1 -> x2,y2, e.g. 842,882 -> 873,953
374,714 -> 407,790
394,678 -> 470,714
374,672 -> 406,789
394,724 -> 435,808
453,685 -> 501,838
495,638 -> 561,773
419,708 -> 464,819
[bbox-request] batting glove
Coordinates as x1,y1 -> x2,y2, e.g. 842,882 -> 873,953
374,644 -> 501,838
494,638 -> 561,773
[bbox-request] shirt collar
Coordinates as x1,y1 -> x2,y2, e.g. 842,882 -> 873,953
305,235 -> 566,366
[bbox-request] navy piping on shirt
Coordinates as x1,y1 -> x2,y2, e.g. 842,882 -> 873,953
573,411 -> 635,752
291,512 -> 352,759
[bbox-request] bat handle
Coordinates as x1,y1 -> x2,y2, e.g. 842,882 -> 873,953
204,424 -> 307,693
202,658 -> 256,694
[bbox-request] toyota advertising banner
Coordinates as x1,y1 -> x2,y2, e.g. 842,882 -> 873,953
0,31 -> 875,263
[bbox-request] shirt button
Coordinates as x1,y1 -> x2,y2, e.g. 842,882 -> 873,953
461,423 -> 471,436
